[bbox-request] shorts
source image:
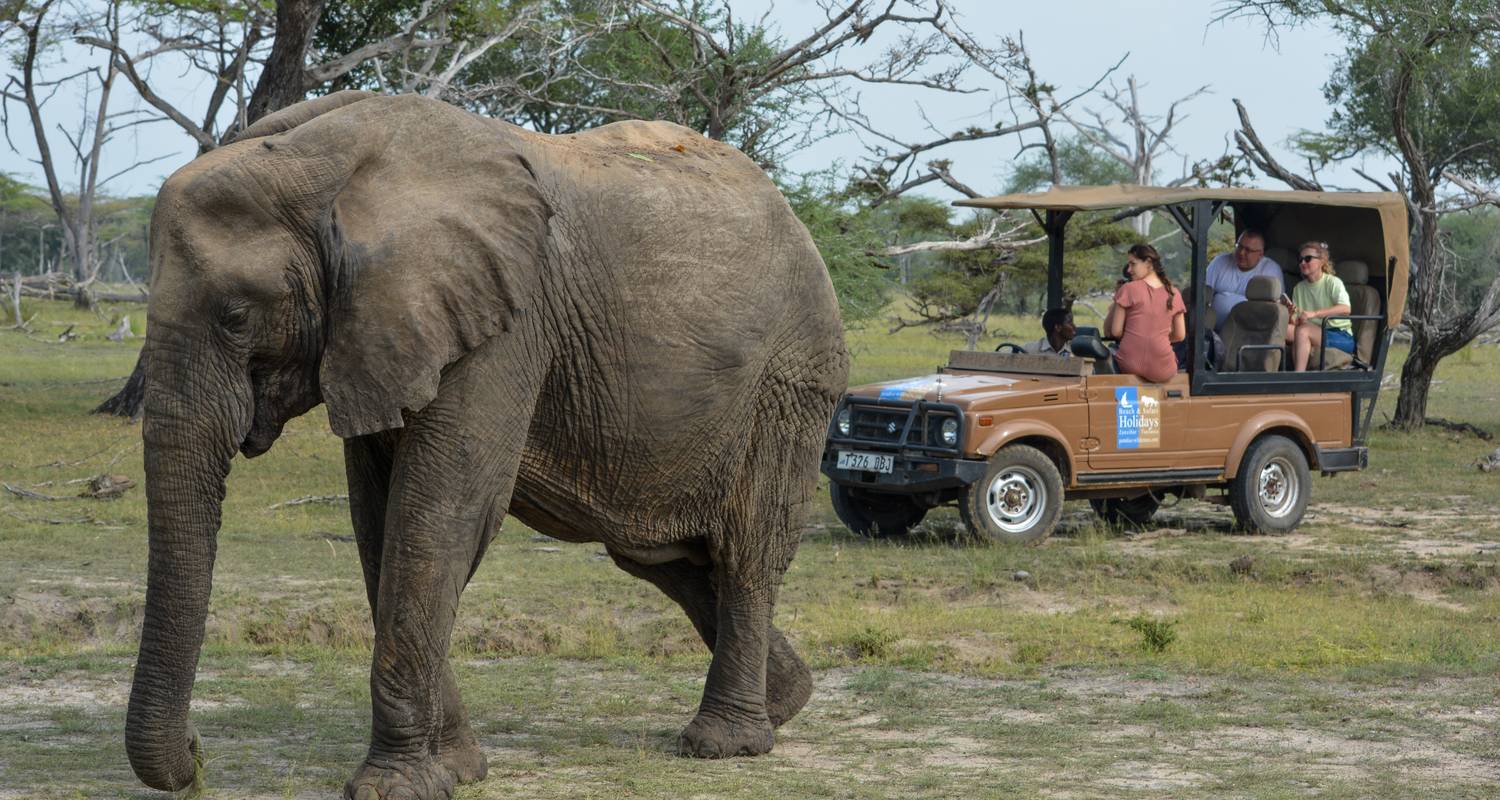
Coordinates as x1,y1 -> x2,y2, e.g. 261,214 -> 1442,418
1324,327 -> 1355,354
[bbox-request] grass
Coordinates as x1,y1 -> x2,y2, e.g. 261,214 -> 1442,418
3,298 -> 1500,798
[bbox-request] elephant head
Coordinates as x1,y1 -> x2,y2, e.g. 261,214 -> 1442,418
125,92 -> 551,791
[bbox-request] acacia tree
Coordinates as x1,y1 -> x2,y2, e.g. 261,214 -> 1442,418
1221,0 -> 1500,430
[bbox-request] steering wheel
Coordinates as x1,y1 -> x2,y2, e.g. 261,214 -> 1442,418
993,342 -> 1027,354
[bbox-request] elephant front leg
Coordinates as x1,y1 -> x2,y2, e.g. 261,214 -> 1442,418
345,503 -> 482,800
345,361 -> 537,800
344,435 -> 489,791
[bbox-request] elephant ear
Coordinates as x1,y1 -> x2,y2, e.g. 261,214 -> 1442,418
316,108 -> 551,438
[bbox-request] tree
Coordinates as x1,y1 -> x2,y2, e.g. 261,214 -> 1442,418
1221,0 -> 1500,430
1056,75 -> 1211,235
1,1 -> 174,309
455,0 -> 987,171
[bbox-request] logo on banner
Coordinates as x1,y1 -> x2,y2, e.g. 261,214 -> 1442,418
1115,387 -> 1162,449
878,377 -> 938,401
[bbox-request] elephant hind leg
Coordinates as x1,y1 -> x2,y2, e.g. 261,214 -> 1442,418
607,551 -> 812,729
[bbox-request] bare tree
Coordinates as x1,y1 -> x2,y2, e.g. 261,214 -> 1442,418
469,0 -> 986,169
2,0 -> 172,309
1057,76 -> 1211,235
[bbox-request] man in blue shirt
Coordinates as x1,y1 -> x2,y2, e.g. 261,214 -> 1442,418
1205,230 -> 1282,331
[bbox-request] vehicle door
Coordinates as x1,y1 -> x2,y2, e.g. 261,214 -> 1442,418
1085,372 -> 1190,471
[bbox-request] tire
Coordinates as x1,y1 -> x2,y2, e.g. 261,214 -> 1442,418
960,445 -> 1064,544
1229,435 -> 1311,533
1089,493 -> 1160,527
830,483 -> 927,538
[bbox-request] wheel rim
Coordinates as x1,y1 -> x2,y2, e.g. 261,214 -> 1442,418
1257,456 -> 1299,518
985,465 -> 1046,533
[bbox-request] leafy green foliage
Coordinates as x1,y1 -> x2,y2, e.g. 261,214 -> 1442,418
1005,137 -> 1134,194
1317,2 -> 1500,181
779,176 -> 891,323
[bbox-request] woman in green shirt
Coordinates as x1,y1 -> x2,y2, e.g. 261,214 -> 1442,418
1283,241 -> 1353,371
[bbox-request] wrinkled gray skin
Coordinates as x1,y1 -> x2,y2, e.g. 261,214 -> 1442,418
126,91 -> 847,800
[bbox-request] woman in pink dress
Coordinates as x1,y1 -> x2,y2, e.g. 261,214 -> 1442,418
1104,243 -> 1185,383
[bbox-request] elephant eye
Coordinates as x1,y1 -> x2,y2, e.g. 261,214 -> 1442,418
219,303 -> 251,331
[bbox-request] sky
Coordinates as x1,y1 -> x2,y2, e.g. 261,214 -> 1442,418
0,1 -> 1392,200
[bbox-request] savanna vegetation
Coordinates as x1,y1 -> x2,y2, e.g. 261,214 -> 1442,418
3,295 -> 1500,798
4,1 -> 1500,798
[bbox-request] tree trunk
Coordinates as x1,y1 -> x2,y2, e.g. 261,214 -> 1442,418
244,0 -> 327,124
95,351 -> 147,418
1391,343 -> 1437,429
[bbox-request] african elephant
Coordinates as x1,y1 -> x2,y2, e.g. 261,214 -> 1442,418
125,90 -> 847,799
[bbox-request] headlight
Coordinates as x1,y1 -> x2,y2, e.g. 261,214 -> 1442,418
836,408 -> 852,436
940,417 -> 959,445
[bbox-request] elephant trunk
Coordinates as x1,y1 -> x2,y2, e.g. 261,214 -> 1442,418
125,339 -> 246,791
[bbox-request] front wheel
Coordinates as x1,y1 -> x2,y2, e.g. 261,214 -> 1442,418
1229,435 -> 1310,533
960,445 -> 1064,544
830,483 -> 927,538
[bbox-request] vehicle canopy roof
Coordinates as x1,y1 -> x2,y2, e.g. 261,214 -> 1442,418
955,185 -> 1410,326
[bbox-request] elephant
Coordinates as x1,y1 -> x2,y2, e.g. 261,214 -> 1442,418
125,90 -> 848,799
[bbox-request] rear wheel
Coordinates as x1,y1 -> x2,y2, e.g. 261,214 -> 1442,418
1089,493 -> 1160,527
1229,435 -> 1310,533
960,445 -> 1063,544
830,483 -> 927,538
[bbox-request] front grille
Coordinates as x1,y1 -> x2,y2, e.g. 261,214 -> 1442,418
851,407 -> 914,444
833,398 -> 961,453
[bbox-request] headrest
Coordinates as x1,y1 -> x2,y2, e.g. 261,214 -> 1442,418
1337,260 -> 1369,285
1246,275 -> 1280,302
1265,246 -> 1293,272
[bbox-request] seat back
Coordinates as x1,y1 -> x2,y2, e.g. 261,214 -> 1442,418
1265,246 -> 1300,293
1219,276 -> 1287,372
1337,260 -> 1381,363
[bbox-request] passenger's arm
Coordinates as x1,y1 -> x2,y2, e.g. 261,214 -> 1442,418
1169,310 -> 1186,343
1104,302 -> 1125,339
1308,303 -> 1351,320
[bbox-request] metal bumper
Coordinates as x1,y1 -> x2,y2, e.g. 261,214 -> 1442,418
820,451 -> 988,495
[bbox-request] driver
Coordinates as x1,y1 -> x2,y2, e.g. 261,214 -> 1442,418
1021,307 -> 1075,356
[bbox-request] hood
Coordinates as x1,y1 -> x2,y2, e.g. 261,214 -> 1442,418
848,370 -> 1081,412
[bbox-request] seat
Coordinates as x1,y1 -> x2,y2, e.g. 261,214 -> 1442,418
1069,326 -> 1115,374
1218,276 -> 1287,372
1265,245 -> 1300,293
1317,259 -> 1380,370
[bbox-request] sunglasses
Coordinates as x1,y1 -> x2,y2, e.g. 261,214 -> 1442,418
1299,254 -> 1321,263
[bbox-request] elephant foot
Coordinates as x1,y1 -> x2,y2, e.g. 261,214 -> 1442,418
678,711 -> 774,759
437,726 -> 488,784
344,755 -> 455,800
766,631 -> 812,728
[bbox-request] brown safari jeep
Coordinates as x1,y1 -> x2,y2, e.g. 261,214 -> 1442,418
822,186 -> 1410,543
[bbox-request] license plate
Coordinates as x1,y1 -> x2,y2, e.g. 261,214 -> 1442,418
836,450 -> 894,473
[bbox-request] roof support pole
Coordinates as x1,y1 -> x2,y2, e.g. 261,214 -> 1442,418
1045,209 -> 1073,311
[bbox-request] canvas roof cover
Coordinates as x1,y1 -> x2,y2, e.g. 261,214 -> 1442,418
954,185 -> 1410,325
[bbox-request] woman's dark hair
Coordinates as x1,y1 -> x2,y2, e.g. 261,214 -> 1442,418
1127,242 -> 1177,311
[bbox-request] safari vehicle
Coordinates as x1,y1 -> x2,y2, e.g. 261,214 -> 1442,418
821,186 -> 1409,543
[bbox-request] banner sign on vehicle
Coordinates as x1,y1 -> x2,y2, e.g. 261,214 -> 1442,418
1115,386 -> 1162,449
878,377 -> 937,401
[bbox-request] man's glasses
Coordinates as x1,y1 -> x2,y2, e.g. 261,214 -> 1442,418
1299,254 -> 1320,263
1236,243 -> 1263,254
